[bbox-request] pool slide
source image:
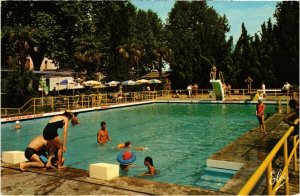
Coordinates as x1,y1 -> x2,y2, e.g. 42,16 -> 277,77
210,79 -> 225,101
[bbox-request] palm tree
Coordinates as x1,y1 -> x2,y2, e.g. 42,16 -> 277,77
152,45 -> 172,79
116,43 -> 141,79
74,35 -> 103,80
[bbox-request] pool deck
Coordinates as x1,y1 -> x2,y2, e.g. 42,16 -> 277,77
1,163 -> 221,195
1,97 -> 298,195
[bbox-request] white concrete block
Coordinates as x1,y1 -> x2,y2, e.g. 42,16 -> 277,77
89,163 -> 119,181
2,151 -> 27,164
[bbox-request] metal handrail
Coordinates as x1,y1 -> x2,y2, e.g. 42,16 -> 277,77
1,89 -> 289,117
238,119 -> 299,195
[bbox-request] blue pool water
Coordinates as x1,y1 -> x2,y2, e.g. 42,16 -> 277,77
1,103 -> 276,189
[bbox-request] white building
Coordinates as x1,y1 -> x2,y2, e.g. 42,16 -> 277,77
40,57 -> 59,71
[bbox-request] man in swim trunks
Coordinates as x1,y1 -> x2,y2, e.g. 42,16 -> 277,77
19,135 -> 52,171
97,121 -> 111,144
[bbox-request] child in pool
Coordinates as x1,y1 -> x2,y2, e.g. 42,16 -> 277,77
140,156 -> 156,176
117,141 -> 146,151
119,142 -> 134,171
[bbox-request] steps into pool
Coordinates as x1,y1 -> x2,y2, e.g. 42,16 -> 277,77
197,167 -> 237,191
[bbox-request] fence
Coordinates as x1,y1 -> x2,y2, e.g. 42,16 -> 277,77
1,90 -> 171,117
1,88 -> 289,117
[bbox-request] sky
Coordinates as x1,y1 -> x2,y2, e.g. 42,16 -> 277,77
131,0 -> 278,43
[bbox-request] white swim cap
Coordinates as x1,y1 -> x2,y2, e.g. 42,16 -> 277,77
258,97 -> 263,101
16,121 -> 20,124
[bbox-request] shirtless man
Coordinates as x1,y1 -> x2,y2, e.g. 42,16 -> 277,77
97,121 -> 111,144
19,135 -> 52,171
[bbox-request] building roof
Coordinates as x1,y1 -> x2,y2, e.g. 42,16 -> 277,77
141,71 -> 170,79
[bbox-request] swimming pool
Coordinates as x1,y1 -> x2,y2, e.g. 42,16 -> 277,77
1,103 -> 276,189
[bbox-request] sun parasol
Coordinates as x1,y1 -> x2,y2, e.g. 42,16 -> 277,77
148,79 -> 162,84
122,80 -> 136,86
136,79 -> 149,85
106,81 -> 120,87
83,80 -> 102,86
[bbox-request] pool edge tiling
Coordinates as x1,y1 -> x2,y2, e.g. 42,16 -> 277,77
1,100 -> 155,123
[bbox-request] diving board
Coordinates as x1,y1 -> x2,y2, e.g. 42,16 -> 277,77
210,79 -> 225,101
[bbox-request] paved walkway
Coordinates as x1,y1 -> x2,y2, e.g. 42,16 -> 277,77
1,163 -> 220,195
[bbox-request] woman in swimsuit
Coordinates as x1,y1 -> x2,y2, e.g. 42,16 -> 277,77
140,156 -> 156,176
43,110 -> 73,169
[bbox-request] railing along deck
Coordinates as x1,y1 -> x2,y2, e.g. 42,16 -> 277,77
238,119 -> 299,195
1,89 -> 289,117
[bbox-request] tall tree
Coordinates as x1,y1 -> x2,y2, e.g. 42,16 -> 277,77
167,1 -> 232,88
255,19 -> 278,87
273,1 -> 299,85
232,23 -> 261,88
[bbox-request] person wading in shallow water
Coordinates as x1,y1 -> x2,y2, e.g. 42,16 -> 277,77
97,121 -> 111,144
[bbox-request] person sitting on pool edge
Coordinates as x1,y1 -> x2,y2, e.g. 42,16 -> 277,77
71,112 -> 80,125
97,121 -> 111,144
117,141 -> 146,151
140,156 -> 156,176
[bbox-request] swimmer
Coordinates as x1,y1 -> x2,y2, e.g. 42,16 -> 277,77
119,150 -> 134,171
97,121 -> 111,144
71,112 -> 80,125
15,121 -> 21,129
140,156 -> 156,176
117,141 -> 146,151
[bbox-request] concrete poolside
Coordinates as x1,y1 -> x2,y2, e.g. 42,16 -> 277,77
1,163 -> 220,195
1,99 -> 298,195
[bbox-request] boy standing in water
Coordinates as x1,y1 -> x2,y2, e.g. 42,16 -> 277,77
97,121 -> 111,144
256,97 -> 266,135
